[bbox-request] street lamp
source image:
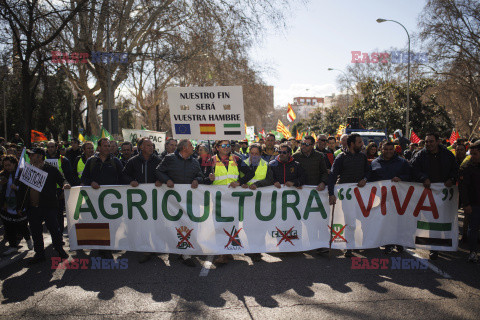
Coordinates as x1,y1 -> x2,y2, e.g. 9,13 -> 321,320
328,68 -> 350,119
377,18 -> 411,138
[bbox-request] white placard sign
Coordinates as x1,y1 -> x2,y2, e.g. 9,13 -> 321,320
167,86 -> 245,140
19,163 -> 48,192
121,129 -> 166,153
45,159 -> 59,168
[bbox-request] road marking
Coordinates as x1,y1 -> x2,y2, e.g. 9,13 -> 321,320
199,255 -> 213,277
406,249 -> 451,279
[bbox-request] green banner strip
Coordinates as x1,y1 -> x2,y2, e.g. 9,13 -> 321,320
417,221 -> 451,231
224,123 -> 241,128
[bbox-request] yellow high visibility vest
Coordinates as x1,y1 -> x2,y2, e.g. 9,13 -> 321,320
77,157 -> 85,178
213,155 -> 239,185
244,158 -> 268,185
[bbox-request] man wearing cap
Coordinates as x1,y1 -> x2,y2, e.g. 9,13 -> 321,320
17,148 -> 71,264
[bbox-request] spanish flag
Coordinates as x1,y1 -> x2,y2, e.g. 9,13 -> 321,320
287,103 -> 296,122
199,123 -> 216,134
75,223 -> 111,246
276,119 -> 291,138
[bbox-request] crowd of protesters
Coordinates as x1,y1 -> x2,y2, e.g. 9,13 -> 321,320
0,129 -> 479,266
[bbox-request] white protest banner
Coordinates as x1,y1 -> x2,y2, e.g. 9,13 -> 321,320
121,129 -> 166,153
45,159 -> 59,168
65,181 -> 458,254
167,86 -> 245,140
19,163 -> 48,192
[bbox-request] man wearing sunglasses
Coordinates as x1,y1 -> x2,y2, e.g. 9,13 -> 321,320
210,140 -> 254,265
270,143 -> 305,189
293,136 -> 328,191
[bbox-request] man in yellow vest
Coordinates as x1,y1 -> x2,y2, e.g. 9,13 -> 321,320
240,143 -> 272,190
209,140 -> 254,265
74,141 -> 95,182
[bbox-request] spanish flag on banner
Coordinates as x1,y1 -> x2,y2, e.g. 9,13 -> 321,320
337,125 -> 346,136
75,223 -> 111,246
276,119 -> 291,138
31,130 -> 48,143
287,103 -> 296,122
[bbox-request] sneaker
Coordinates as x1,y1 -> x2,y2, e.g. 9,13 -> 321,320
56,248 -> 69,259
2,247 -> 18,256
429,251 -> 438,260
344,249 -> 353,258
28,254 -> 46,265
26,239 -> 34,250
467,252 -> 478,263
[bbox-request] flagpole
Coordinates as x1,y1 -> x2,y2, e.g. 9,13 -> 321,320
328,203 -> 336,260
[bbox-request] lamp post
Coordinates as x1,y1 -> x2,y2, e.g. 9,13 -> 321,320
328,68 -> 350,119
376,18 -> 411,138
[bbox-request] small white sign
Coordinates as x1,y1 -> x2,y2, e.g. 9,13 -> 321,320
121,129 -> 166,153
19,163 -> 48,192
167,86 -> 245,140
45,159 -> 59,168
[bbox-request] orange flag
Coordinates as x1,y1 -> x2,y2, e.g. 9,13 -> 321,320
31,130 -> 48,143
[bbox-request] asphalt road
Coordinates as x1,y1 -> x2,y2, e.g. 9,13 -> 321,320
1,213 -> 479,320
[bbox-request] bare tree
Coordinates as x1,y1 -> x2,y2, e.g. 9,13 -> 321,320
0,0 -> 88,145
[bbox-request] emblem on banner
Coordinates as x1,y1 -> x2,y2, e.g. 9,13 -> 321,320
176,226 -> 194,249
329,224 -> 347,243
272,226 -> 298,246
223,226 -> 243,250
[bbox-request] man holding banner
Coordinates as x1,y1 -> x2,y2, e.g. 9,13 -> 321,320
17,148 -> 71,264
328,133 -> 371,257
411,133 -> 458,260
156,139 -> 204,267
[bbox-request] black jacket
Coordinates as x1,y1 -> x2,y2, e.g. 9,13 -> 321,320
65,147 -> 82,165
410,145 -> 458,183
269,155 -> 305,187
123,153 -> 161,184
459,158 -> 480,207
156,150 -> 204,184
17,162 -> 66,209
81,154 -> 126,186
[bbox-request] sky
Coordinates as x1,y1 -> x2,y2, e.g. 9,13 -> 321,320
249,0 -> 428,107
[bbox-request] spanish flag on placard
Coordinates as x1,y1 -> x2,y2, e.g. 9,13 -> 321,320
75,223 -> 111,246
287,103 -> 296,122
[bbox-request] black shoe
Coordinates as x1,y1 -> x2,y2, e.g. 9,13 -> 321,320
344,249 -> 353,258
249,253 -> 262,262
395,245 -> 404,253
182,257 -> 196,267
384,246 -> 394,255
28,254 -> 46,265
56,248 -> 69,259
99,250 -> 114,259
138,253 -> 152,264
316,248 -> 329,255
429,251 -> 438,260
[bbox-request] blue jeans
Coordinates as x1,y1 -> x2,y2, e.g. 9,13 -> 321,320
467,206 -> 480,253
27,207 -> 64,255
